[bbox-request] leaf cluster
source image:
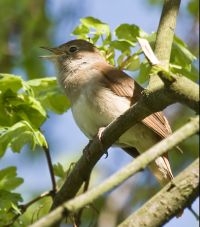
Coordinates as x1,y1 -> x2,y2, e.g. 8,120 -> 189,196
72,17 -> 198,83
0,74 -> 70,225
0,15 -> 198,226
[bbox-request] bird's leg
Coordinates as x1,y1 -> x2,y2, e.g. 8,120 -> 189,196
96,127 -> 108,158
83,127 -> 108,160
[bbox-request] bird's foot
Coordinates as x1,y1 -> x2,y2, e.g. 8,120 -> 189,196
96,127 -> 108,158
83,127 -> 108,160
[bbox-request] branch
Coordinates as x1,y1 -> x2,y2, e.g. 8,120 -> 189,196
137,37 -> 199,112
118,159 -> 199,227
148,0 -> 181,89
50,74 -> 199,211
29,116 -> 199,227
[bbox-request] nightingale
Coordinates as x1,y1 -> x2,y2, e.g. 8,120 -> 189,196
41,39 -> 174,186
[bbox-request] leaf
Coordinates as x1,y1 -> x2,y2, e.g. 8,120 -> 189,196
110,40 -> 132,54
115,24 -> 147,44
0,74 -> 47,128
53,162 -> 66,179
0,190 -> 23,226
137,61 -> 151,84
170,36 -> 198,81
1,89 -> 46,128
0,121 -> 47,157
0,167 -> 23,191
120,54 -> 140,71
80,17 -> 110,36
0,74 -> 23,93
27,77 -> 70,114
72,17 -> 111,43
72,24 -> 90,37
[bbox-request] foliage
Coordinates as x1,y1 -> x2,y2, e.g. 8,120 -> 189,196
0,2 -> 199,226
0,74 -> 70,225
72,17 -> 198,83
0,167 -> 23,226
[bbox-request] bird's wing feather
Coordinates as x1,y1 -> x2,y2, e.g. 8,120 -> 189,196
94,62 -> 172,138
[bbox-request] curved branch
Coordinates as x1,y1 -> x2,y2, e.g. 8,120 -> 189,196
118,159 -> 199,227
29,116 -> 199,227
50,75 -> 199,211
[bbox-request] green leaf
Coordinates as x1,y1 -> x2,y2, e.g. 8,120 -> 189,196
0,74 -> 23,93
0,121 -> 47,157
80,17 -> 110,36
170,36 -> 198,81
27,77 -> 70,114
0,190 -> 23,226
72,24 -> 90,36
73,17 -> 111,43
0,167 -> 23,191
53,162 -> 66,179
72,24 -> 90,39
0,74 -> 47,128
120,54 -> 140,71
1,89 -> 46,128
137,61 -> 151,84
115,24 -> 147,44
110,40 -> 132,54
187,0 -> 199,17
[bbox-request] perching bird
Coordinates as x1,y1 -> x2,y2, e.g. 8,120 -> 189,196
42,39 -> 174,186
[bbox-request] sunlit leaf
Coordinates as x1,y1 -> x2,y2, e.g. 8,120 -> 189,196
0,121 -> 47,156
80,17 -> 110,36
27,78 -> 70,114
0,190 -> 23,226
0,167 -> 23,191
115,24 -> 147,44
53,162 -> 66,179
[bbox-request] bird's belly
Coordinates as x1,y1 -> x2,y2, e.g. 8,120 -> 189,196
71,92 -> 160,154
71,90 -> 130,139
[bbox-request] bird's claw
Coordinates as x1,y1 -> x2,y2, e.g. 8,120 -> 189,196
83,127 -> 108,160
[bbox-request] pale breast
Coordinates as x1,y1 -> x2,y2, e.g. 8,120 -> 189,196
71,84 -> 131,139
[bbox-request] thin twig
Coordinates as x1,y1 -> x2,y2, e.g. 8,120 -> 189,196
5,191 -> 53,227
75,175 -> 91,226
188,205 -> 199,220
42,145 -> 57,195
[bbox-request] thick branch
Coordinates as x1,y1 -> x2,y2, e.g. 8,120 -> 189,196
149,0 -> 181,89
51,75 -> 199,210
155,0 -> 181,67
29,116 -> 199,227
118,159 -> 199,227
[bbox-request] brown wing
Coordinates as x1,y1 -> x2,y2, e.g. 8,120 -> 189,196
93,62 -> 172,138
142,112 -> 172,138
94,62 -> 143,104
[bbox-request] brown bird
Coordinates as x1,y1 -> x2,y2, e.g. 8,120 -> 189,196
42,39 -> 174,186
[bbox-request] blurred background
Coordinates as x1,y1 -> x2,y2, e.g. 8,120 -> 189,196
0,0 -> 199,226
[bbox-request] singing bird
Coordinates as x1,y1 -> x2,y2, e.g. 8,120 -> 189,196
42,39 -> 174,186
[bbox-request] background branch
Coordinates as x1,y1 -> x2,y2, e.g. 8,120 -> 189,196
148,0 -> 181,89
30,116 -> 199,227
118,158 -> 199,227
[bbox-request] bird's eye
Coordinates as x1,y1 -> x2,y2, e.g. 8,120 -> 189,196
69,46 -> 78,53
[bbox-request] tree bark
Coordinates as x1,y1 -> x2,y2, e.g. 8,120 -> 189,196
118,159 -> 199,227
29,117 -> 199,227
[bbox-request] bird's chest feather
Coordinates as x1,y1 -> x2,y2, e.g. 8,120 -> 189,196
71,86 -> 130,139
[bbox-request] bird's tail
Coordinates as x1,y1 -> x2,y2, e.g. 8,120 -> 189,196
149,153 -> 173,186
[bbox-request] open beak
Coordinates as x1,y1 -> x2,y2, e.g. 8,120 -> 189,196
40,46 -> 63,59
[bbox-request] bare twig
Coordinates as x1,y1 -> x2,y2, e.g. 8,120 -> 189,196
42,145 -> 57,196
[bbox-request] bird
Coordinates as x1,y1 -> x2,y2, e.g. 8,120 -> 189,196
41,39 -> 174,186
